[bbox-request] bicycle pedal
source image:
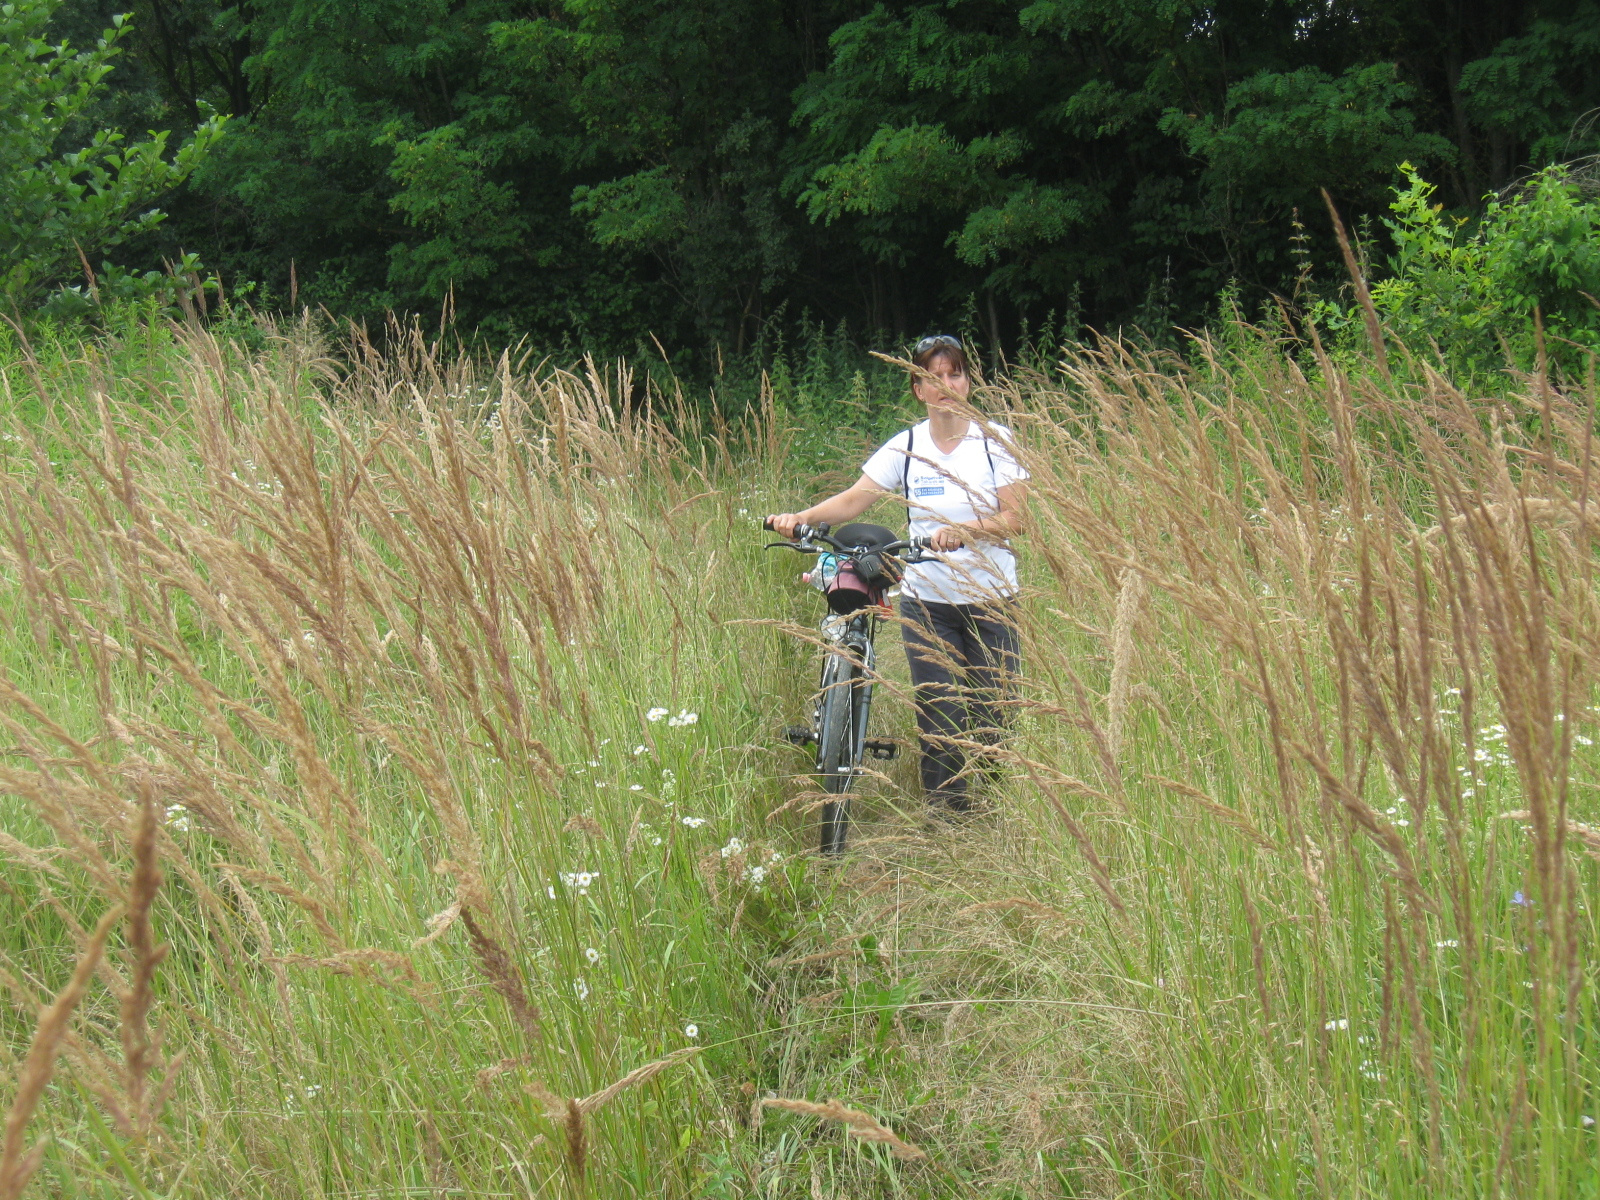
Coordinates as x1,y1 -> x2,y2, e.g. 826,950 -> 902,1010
784,726 -> 817,746
863,739 -> 898,760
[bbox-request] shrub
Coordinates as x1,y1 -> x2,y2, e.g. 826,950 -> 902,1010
0,0 -> 226,311
1367,162 -> 1600,374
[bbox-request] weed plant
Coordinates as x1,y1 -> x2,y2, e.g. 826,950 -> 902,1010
0,314 -> 1592,1198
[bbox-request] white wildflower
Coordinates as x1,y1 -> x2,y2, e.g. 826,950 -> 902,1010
646,707 -> 669,722
558,870 -> 599,896
1435,939 -> 1459,948
633,745 -> 648,755
667,710 -> 699,727
720,837 -> 745,859
574,979 -> 589,1001
684,1023 -> 699,1039
681,816 -> 706,829
584,947 -> 600,965
1324,1018 -> 1348,1031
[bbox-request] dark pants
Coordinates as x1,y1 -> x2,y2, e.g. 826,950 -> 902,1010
900,597 -> 1020,811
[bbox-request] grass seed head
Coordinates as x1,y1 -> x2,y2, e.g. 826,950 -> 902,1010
760,1097 -> 928,1160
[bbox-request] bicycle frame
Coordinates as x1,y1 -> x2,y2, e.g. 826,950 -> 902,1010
816,608 -> 878,855
765,519 -> 930,855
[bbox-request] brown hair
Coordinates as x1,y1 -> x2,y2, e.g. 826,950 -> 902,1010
910,337 -> 972,387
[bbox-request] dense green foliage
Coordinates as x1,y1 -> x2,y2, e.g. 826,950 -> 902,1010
17,0 -> 1600,359
1,0 -> 224,311
1368,163 -> 1600,373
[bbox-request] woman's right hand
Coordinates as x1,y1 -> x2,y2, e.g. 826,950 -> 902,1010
766,513 -> 804,539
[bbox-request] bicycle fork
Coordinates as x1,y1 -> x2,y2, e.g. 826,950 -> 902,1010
820,626 -> 876,856
789,615 -> 895,855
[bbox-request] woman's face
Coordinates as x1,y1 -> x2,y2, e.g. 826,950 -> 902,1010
911,352 -> 971,412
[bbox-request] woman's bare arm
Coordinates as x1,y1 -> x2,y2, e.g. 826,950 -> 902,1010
930,481 -> 1027,550
766,475 -> 887,538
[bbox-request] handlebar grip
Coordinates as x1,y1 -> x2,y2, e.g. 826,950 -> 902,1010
762,516 -> 776,532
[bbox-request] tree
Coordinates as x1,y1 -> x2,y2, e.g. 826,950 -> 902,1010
1,0 -> 225,309
49,0 -> 1600,353
786,0 -> 1491,337
492,0 -> 821,355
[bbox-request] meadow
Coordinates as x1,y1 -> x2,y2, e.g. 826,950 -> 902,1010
0,314 -> 1592,1198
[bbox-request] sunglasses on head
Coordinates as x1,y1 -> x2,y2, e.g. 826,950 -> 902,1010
914,334 -> 962,355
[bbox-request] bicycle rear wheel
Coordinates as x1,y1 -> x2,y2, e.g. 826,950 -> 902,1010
815,647 -> 860,855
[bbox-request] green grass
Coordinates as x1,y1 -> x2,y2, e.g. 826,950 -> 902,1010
0,314 -> 1594,1198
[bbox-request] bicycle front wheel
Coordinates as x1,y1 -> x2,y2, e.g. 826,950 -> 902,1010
815,647 -> 860,855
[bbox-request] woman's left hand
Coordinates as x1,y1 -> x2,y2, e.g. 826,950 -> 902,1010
930,526 -> 966,552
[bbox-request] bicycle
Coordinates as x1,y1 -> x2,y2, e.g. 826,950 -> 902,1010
762,520 -> 936,855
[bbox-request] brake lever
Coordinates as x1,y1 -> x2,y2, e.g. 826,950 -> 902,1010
888,537 -> 944,565
763,542 -> 817,552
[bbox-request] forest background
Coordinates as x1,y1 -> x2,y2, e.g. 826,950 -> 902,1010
11,0 -> 1600,371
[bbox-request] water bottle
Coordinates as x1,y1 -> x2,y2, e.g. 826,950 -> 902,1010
803,552 -> 841,592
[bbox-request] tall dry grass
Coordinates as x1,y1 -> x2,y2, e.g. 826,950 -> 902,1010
767,331 -> 1599,1196
0,316 -> 810,1197
0,313 -> 1593,1198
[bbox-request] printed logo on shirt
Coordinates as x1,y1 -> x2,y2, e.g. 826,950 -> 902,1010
912,485 -> 944,497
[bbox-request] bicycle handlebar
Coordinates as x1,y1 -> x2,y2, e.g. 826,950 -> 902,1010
762,518 -> 939,562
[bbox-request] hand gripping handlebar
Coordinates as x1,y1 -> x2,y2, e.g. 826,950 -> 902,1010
761,518 -> 935,562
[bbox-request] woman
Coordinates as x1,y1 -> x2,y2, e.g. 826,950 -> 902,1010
767,335 -> 1027,815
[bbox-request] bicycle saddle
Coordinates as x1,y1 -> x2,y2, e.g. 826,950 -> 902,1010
831,523 -> 899,551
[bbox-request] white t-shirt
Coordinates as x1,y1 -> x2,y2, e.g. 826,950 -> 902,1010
861,420 -> 1027,604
